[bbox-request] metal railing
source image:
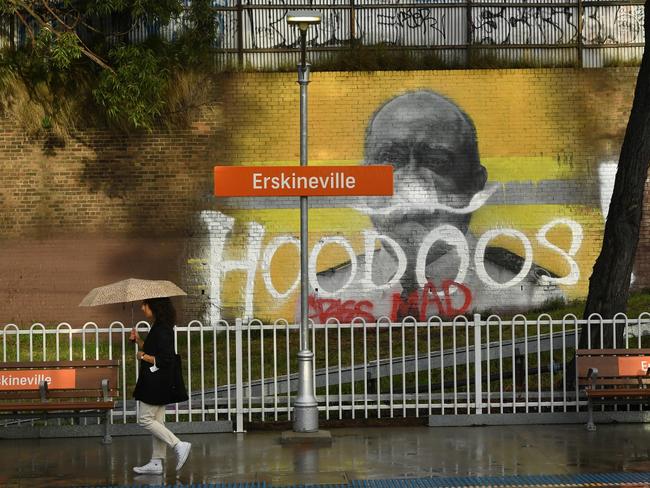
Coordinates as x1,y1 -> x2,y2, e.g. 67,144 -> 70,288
2,313 -> 650,431
2,1 -> 644,69
211,0 -> 645,68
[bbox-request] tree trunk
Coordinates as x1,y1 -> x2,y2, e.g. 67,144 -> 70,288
578,1 -> 650,350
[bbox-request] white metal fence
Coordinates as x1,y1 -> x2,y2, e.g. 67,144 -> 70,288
205,0 -> 646,68
2,1 -> 645,69
2,313 -> 650,432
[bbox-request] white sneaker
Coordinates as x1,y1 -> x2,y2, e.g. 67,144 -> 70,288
133,458 -> 163,474
174,441 -> 191,471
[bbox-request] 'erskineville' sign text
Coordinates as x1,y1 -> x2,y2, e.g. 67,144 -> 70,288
214,165 -> 393,197
254,171 -> 355,191
0,369 -> 76,390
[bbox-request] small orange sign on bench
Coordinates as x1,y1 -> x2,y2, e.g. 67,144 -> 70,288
617,357 -> 650,376
0,369 -> 76,390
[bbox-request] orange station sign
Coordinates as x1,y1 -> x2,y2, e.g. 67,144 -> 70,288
0,369 -> 76,391
214,165 -> 393,197
618,356 -> 650,376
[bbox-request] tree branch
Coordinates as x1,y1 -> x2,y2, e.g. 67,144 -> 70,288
42,0 -> 71,30
13,1 -> 115,73
74,33 -> 115,73
14,1 -> 47,30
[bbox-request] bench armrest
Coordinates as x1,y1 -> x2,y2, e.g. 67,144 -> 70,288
39,380 -> 48,402
587,367 -> 599,389
640,368 -> 650,387
101,379 -> 110,401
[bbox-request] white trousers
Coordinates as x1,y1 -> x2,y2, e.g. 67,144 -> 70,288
138,401 -> 180,459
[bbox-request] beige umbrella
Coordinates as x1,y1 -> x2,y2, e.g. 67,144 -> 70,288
79,278 -> 187,307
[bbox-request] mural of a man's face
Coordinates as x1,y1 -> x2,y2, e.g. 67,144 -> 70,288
364,91 -> 488,262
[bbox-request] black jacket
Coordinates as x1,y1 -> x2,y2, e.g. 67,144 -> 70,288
133,322 -> 176,405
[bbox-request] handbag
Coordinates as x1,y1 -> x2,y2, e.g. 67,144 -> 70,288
170,354 -> 189,403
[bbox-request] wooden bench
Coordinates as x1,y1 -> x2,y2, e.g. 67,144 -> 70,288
576,349 -> 650,431
0,360 -> 119,443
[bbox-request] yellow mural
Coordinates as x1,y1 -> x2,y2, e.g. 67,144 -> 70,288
203,71 -> 618,322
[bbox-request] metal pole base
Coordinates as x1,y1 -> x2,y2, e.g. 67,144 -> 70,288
293,349 -> 319,432
293,403 -> 319,433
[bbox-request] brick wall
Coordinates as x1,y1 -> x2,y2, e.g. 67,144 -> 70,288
0,68 -> 644,326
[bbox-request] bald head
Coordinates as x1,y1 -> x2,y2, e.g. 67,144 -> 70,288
365,91 -> 485,193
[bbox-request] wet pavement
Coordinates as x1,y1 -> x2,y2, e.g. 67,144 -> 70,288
1,423 -> 650,487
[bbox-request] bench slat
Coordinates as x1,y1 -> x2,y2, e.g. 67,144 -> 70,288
0,390 -> 119,400
74,368 -> 119,390
576,348 -> 650,356
0,360 -> 120,369
576,357 -> 620,377
586,388 -> 650,397
0,401 -> 114,411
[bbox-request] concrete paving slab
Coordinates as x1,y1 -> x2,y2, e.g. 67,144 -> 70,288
1,424 -> 650,487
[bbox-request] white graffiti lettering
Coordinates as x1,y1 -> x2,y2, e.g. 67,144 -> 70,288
201,210 -> 264,322
475,229 -> 533,289
536,218 -> 583,286
261,236 -> 301,299
416,225 -> 469,291
199,211 -> 584,318
360,230 -> 407,291
309,237 -> 358,298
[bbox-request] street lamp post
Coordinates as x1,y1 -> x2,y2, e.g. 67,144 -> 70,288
287,10 -> 321,433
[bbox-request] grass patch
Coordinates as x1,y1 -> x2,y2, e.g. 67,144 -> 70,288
603,57 -> 643,68
221,44 -> 596,73
313,44 -> 459,72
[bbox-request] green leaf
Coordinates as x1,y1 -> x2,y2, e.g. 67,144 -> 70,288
49,32 -> 83,70
93,45 -> 168,131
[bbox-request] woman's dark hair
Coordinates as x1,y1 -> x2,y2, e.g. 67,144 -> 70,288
143,297 -> 176,328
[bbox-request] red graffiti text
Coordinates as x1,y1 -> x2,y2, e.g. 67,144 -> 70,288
390,280 -> 473,321
308,296 -> 375,322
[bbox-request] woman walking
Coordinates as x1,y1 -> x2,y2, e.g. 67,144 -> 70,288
130,297 -> 191,474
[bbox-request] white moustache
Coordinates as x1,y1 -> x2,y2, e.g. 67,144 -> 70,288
355,183 -> 498,217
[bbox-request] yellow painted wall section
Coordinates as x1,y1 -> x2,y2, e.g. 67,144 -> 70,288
202,68 -> 640,322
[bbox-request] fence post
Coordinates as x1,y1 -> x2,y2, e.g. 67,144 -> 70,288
466,0 -> 472,67
235,318 -> 245,433
236,0 -> 244,68
576,0 -> 583,67
349,0 -> 356,45
473,314 -> 483,415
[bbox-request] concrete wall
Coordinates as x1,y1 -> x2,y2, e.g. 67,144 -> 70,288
0,68 -> 646,326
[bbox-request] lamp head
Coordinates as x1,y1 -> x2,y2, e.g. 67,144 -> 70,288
286,10 -> 322,31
